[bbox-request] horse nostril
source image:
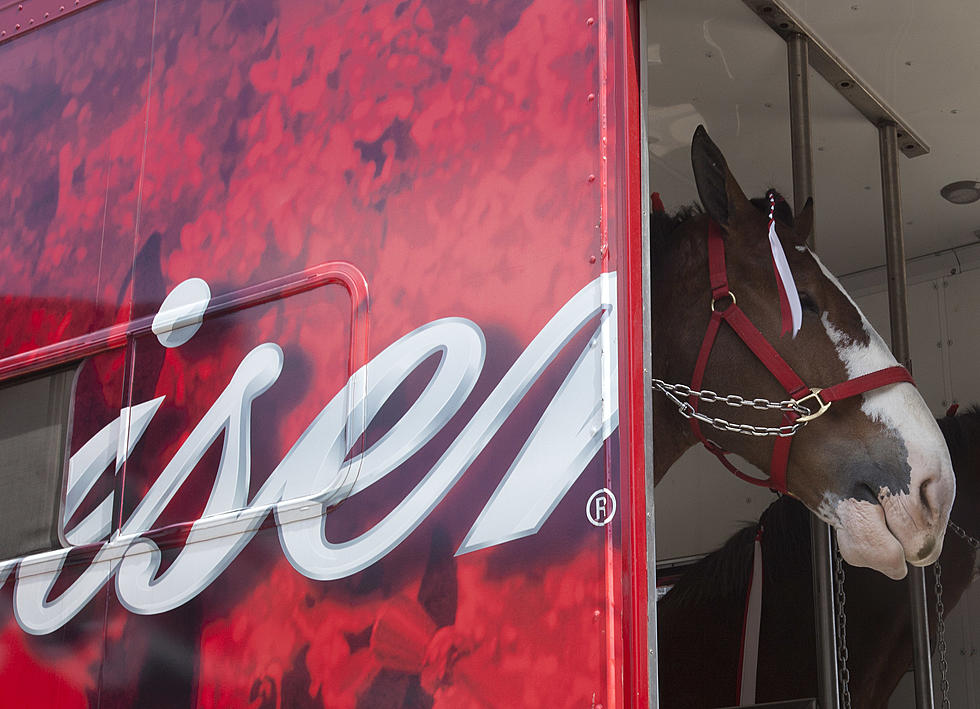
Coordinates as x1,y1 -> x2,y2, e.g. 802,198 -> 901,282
919,478 -> 933,516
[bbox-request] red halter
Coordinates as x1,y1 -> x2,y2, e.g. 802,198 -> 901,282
689,221 -> 914,493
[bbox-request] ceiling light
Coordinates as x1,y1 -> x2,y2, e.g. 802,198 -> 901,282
940,180 -> 980,204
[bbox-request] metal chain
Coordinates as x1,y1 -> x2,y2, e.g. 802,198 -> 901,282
652,379 -> 811,437
932,520 -> 980,709
948,520 -> 980,550
833,547 -> 852,709
934,561 -> 950,709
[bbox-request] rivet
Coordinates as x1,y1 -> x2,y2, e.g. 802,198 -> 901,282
14,23 -> 20,30
587,174 -> 596,183
589,255 -> 597,264
587,93 -> 595,102
586,17 -> 594,26
1,30 -> 5,36
778,21 -> 790,29
44,12 -> 49,18
29,18 -> 34,24
60,5 -> 65,11
838,80 -> 852,89
17,4 -> 23,10
904,144 -> 915,151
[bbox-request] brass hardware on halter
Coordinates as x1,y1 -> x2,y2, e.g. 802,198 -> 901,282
710,290 -> 736,312
796,388 -> 831,422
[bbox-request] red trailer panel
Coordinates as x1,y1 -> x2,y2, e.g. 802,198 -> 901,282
0,1 -> 649,706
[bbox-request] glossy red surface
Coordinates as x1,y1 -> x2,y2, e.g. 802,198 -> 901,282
0,0 -> 646,706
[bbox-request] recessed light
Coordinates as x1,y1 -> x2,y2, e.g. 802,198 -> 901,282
940,180 -> 980,204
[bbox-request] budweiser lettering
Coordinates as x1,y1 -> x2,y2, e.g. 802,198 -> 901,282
7,273 -> 618,635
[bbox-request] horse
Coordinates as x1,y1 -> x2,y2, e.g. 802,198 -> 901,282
652,126 -> 955,579
655,406 -> 980,708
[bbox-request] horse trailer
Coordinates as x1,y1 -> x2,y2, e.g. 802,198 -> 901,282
0,0 -> 977,707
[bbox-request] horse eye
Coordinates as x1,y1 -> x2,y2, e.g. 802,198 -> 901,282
798,291 -> 820,315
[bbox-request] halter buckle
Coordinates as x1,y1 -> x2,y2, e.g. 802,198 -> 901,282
795,388 -> 831,422
710,290 -> 737,312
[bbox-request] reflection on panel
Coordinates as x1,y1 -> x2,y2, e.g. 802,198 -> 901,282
647,0 -> 790,214
0,350 -> 125,705
0,0 -> 153,358
118,278 -> 356,531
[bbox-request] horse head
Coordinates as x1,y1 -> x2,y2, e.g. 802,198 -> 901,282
652,125 -> 955,579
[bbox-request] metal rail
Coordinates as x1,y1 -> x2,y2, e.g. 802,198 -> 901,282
787,33 -> 815,249
771,9 -> 936,709
0,0 -> 108,46
879,121 -> 935,709
786,31 -> 840,709
638,2 -> 660,706
744,0 -> 929,158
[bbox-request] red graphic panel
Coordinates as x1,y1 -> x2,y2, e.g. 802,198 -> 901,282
0,0 -> 646,707
0,0 -> 153,359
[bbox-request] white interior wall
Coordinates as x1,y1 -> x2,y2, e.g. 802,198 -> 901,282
849,264 -> 980,708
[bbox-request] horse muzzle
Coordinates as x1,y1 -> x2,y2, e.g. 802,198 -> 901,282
834,455 -> 955,579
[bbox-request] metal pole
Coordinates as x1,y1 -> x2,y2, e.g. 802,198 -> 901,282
787,31 -> 839,709
879,120 -> 934,709
638,2 -> 659,706
787,33 -> 815,250
810,516 -> 841,709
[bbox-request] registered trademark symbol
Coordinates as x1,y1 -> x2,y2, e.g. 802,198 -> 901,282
586,488 -> 616,526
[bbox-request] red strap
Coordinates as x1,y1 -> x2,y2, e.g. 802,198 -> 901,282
707,223 -> 808,397
768,421 -> 792,493
687,220 -> 918,496
720,307 -> 809,398
651,192 -> 666,214
819,366 -> 913,402
708,221 -> 730,300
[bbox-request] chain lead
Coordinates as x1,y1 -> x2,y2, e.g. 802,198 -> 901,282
652,379 -> 812,437
934,561 -> 950,709
948,520 -> 980,551
931,520 -> 979,709
833,546 -> 852,709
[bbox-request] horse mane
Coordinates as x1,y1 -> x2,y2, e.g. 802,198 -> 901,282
661,494 -> 811,608
650,204 -> 702,252
650,190 -> 794,253
938,404 -> 980,467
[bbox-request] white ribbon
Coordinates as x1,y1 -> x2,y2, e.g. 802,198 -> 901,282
768,197 -> 803,337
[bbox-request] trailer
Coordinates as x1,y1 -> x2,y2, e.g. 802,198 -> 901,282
0,0 -> 651,706
1,0 -> 978,707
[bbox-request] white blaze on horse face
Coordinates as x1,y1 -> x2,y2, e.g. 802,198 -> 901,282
812,254 -> 954,571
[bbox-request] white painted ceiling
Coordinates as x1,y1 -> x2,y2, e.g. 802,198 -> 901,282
646,0 -> 980,277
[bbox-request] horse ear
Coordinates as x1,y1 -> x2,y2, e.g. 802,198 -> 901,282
794,197 -> 814,245
691,125 -> 752,231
